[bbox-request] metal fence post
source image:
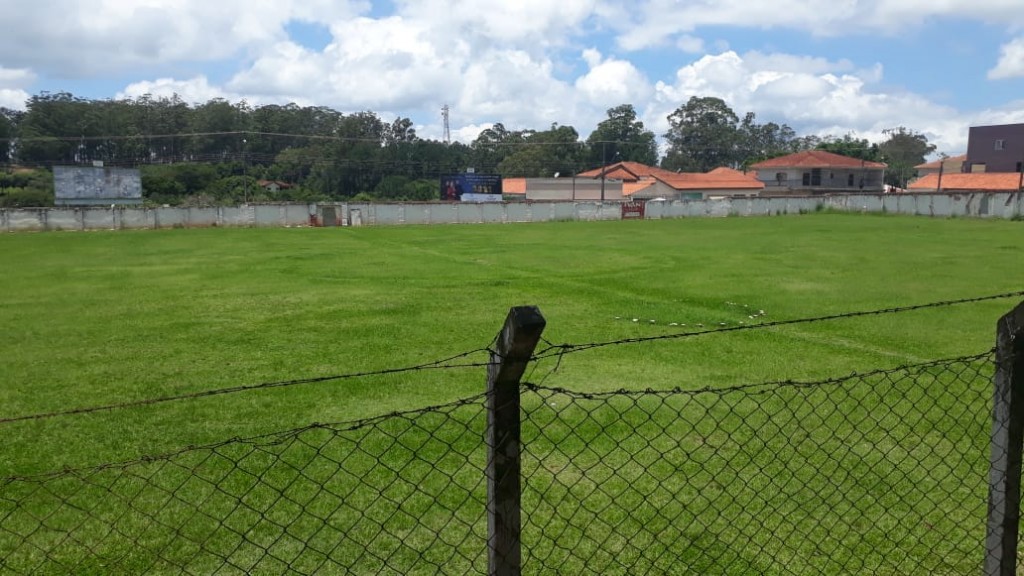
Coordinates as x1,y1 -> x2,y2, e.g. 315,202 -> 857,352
985,301 -> 1024,576
487,306 -> 545,576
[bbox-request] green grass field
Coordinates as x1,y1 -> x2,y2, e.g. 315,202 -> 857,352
1,213 -> 1022,474
2,213 -> 1023,574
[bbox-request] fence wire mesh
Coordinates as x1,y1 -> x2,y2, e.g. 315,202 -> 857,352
520,351 -> 995,575
0,395 -> 491,575
0,351 -> 1001,575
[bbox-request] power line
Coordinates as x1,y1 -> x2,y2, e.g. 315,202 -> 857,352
3,291 -> 1017,426
0,130 -> 668,150
526,348 -> 994,400
533,290 -> 1024,361
0,347 -> 495,426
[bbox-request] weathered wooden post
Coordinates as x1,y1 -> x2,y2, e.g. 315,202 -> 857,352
487,306 -> 546,576
985,300 -> 1024,575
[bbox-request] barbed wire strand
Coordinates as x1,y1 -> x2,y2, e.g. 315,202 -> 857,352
1,389 -> 492,484
533,290 -> 1024,361
0,346 -> 497,426
2,290 -> 1017,427
525,348 -> 995,400
3,348 -> 990,485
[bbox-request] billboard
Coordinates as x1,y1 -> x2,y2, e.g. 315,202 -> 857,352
440,173 -> 503,202
621,201 -> 646,219
54,165 -> 143,206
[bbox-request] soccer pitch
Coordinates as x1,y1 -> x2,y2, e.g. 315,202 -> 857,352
1,213 -> 1022,475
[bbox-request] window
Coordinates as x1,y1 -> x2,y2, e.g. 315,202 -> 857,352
775,172 -> 787,185
810,168 -> 822,186
848,174 -> 855,187
995,139 -> 1006,151
802,172 -> 811,186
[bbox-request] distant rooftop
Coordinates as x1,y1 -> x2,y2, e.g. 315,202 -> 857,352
750,150 -> 887,170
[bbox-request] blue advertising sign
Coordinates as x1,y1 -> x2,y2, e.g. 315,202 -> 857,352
440,174 -> 503,201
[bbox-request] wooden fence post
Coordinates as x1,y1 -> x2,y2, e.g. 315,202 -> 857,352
985,300 -> 1024,575
487,306 -> 546,576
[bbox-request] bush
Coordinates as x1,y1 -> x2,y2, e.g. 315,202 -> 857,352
0,187 -> 55,207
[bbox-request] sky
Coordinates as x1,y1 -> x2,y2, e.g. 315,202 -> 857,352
2,0 -> 1024,156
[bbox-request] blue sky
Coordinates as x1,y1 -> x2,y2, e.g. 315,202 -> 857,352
1,0 -> 1023,155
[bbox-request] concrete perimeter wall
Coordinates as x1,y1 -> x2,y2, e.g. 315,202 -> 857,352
3,193 -> 1022,232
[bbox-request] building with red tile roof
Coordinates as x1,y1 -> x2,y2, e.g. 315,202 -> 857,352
501,177 -> 623,201
749,150 -> 887,194
908,172 -> 1023,192
256,179 -> 294,192
914,154 -> 966,179
576,161 -> 678,181
630,167 -> 764,200
577,162 -> 763,200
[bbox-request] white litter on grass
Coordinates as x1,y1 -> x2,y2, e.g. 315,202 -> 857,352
613,301 -> 768,329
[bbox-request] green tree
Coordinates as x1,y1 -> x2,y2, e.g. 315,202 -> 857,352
0,167 -> 54,207
187,98 -> 249,161
737,112 -> 801,166
497,124 -> 582,177
17,92 -> 92,164
0,108 -> 20,162
662,96 -> 740,172
815,134 -> 881,162
586,104 -> 658,168
878,127 -> 936,188
469,123 -> 530,172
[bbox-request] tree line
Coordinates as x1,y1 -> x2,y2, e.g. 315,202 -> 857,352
0,92 -> 935,207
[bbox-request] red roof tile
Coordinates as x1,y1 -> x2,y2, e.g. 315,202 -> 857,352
750,150 -> 887,170
577,161 -> 677,180
914,154 -> 966,170
653,168 -> 764,191
909,172 -> 1022,191
623,181 -> 656,197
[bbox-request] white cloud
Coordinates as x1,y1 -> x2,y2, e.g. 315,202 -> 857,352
226,14 -> 463,111
117,76 -> 232,105
648,50 -> 972,153
452,123 -> 490,142
3,0 -> 1020,156
457,50 -> 576,127
575,49 -> 653,108
0,89 -> 29,110
395,0 -> 598,48
989,37 -> 1024,79
742,51 -> 855,75
0,0 -> 369,74
0,66 -> 34,109
676,35 -> 705,54
616,0 -> 1024,50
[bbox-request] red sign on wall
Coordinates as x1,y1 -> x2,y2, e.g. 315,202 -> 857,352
621,201 -> 646,220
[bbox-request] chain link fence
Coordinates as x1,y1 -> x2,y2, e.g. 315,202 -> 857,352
521,352 -> 994,575
1,350 -> 1000,574
0,395 -> 492,575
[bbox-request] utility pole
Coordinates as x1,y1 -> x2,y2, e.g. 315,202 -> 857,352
600,141 -> 607,202
242,138 -> 248,204
442,105 -> 451,146
1018,152 -> 1024,191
